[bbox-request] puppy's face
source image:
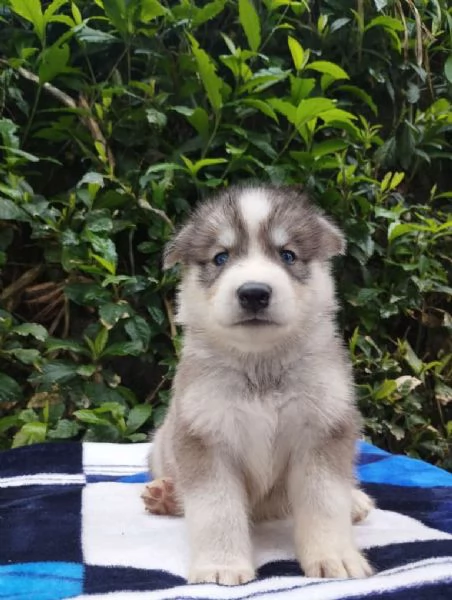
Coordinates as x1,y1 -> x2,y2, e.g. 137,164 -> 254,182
164,186 -> 345,353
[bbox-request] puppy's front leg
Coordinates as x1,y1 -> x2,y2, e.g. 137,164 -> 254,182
182,453 -> 254,585
289,451 -> 373,579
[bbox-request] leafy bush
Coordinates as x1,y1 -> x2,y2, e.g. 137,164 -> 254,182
0,0 -> 451,467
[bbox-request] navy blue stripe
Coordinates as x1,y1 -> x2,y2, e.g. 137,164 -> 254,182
0,442 -> 82,477
363,483 -> 452,534
84,565 -> 185,594
258,540 -> 452,578
340,579 -> 452,600
358,454 -> 389,466
115,569 -> 452,600
0,484 -> 83,564
83,540 -> 452,596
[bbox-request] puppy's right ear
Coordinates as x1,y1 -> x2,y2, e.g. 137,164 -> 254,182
163,222 -> 193,270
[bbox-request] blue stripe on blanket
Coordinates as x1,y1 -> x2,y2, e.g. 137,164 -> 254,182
0,484 -> 83,563
0,442 -> 82,478
358,455 -> 452,487
86,472 -> 149,483
363,482 -> 452,534
257,540 -> 452,578
341,582 -> 452,600
0,562 -> 83,600
1,441 -> 451,600
77,540 -> 452,594
85,565 -> 185,593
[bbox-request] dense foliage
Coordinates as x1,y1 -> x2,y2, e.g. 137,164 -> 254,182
0,0 -> 451,466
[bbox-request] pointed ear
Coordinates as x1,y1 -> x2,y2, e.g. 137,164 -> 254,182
162,222 -> 194,270
317,215 -> 346,260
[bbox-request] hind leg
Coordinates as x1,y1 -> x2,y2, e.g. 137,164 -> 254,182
141,477 -> 183,516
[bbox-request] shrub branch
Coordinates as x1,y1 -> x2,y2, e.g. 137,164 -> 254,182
1,60 -> 115,172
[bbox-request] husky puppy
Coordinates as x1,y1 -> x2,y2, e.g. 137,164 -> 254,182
142,185 -> 374,585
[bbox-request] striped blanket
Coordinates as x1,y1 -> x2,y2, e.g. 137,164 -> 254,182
1,441 -> 451,600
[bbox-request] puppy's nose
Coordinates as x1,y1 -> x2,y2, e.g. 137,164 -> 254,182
237,282 -> 272,312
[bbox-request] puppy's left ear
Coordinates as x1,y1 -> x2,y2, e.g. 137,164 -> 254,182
317,215 -> 346,260
163,222 -> 193,270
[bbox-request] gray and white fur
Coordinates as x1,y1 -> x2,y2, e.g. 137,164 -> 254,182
147,185 -> 374,585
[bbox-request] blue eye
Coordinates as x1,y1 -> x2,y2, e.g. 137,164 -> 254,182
213,251 -> 229,266
280,249 -> 296,265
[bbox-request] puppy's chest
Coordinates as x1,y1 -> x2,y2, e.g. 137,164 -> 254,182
225,391 -> 298,496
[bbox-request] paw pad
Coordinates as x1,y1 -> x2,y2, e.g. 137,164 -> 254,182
141,477 -> 181,516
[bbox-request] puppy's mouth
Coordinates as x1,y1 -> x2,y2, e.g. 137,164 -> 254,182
233,317 -> 278,327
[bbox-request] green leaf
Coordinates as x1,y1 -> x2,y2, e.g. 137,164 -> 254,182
77,171 -> 105,189
374,379 -> 398,401
99,302 -> 132,329
101,341 -> 144,357
338,85 -> 378,115
74,24 -> 118,45
76,364 -> 97,377
188,34 -> 223,112
193,0 -> 226,26
435,381 -> 452,405
48,419 -> 81,440
12,421 -> 47,447
399,340 -> 423,375
140,0 -> 166,22
125,316 -> 151,350
444,54 -> 452,84
94,402 -> 126,418
5,348 -> 41,365
146,108 -> 167,128
389,171 -> 405,190
10,0 -> 45,44
148,305 -> 165,326
64,282 -> 112,306
13,322 -> 48,341
85,233 -> 117,265
0,414 -> 20,435
126,404 -> 152,434
103,0 -> 128,36
43,0 -> 68,23
0,373 -> 22,403
191,158 -> 228,176
373,0 -> 388,10
240,99 -> 279,122
388,222 -> 429,242
267,99 -> 296,124
287,37 -> 305,71
34,361 -> 79,385
71,1 -> 82,25
295,97 -> 336,128
311,139 -> 349,158
0,198 -> 28,221
126,433 -> 148,442
306,61 -> 349,81
187,107 -> 210,137
365,15 -> 405,32
38,43 -> 70,83
238,0 -> 261,52
74,409 -> 112,426
94,327 -> 109,356
91,254 -> 117,275
83,382 -> 130,407
406,82 -> 420,104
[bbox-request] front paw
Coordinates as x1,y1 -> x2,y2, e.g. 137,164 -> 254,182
301,546 -> 373,579
188,563 -> 255,585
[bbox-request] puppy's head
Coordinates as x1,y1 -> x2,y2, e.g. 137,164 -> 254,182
164,185 -> 345,353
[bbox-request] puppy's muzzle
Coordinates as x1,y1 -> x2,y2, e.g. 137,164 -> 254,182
237,282 -> 272,312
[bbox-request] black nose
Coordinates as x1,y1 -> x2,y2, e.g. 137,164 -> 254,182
237,282 -> 272,312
